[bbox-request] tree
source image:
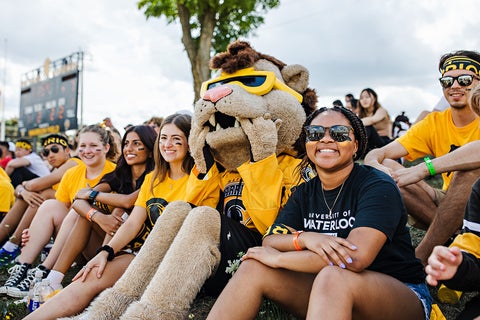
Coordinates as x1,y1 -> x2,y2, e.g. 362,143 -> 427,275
137,0 -> 280,101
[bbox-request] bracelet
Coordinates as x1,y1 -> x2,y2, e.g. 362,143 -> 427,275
86,208 -> 98,222
292,231 -> 304,251
423,157 -> 436,176
96,245 -> 115,261
89,190 -> 99,202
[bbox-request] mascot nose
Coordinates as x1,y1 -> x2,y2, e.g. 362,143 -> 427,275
203,86 -> 233,103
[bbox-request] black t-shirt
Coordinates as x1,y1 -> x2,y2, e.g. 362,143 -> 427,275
273,163 -> 425,284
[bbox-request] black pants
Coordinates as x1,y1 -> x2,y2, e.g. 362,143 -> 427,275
9,167 -> 39,188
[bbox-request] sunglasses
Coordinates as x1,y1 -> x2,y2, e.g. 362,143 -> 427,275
438,74 -> 479,88
42,145 -> 61,157
304,125 -> 353,142
200,68 -> 303,103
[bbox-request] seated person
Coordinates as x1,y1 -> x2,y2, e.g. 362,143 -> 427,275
0,134 -> 80,268
426,176 -> 480,320
0,141 -> 14,169
5,139 -> 50,187
0,167 -> 14,218
208,106 -> 431,320
0,125 -> 117,296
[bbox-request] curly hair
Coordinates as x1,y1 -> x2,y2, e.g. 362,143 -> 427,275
297,106 -> 367,174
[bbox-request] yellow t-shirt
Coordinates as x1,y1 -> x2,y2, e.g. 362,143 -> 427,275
52,157 -> 84,191
186,153 -> 304,235
129,171 -> 190,250
0,167 -> 14,212
55,160 -> 116,205
397,108 -> 480,190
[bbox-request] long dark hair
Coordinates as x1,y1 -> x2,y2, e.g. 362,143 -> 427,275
298,106 -> 367,174
100,125 -> 157,194
358,88 -> 383,119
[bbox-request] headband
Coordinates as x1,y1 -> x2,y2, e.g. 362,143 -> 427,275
440,55 -> 480,76
15,141 -> 32,150
42,136 -> 69,148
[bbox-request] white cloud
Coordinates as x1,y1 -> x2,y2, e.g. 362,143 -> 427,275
1,0 -> 479,134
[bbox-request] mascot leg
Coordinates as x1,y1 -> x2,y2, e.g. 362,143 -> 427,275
119,206 -> 221,320
70,201 -> 192,320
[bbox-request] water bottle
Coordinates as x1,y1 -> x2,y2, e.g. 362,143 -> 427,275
27,272 -> 44,312
39,278 -> 54,305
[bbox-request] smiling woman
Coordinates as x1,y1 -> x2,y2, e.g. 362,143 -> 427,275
208,107 -> 432,320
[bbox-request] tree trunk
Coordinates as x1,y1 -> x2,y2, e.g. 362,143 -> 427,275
177,2 -> 215,103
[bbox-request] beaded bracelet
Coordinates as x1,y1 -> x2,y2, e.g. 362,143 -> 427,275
423,157 -> 436,176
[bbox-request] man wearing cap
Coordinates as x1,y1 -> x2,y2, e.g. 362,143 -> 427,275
365,50 -> 480,264
0,134 -> 80,268
5,138 -> 50,187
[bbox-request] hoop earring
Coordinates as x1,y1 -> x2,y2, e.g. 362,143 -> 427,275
353,152 -> 357,159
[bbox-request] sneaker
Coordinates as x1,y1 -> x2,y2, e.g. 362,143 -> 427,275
0,263 -> 30,295
0,247 -> 20,268
7,265 -> 49,298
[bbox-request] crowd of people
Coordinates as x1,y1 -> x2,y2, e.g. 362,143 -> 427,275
0,49 -> 479,320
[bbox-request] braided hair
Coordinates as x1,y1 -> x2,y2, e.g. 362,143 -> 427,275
298,106 -> 367,175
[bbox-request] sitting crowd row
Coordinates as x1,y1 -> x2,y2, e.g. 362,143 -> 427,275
0,43 -> 479,320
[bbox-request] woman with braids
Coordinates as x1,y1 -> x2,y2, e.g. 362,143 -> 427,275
208,107 -> 431,320
0,125 -> 117,297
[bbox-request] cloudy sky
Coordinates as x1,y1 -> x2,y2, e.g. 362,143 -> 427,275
1,0 -> 479,133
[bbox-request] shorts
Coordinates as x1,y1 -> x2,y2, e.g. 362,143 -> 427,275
405,282 -> 432,320
202,214 -> 262,296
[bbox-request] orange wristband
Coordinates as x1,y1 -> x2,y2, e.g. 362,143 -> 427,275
86,208 -> 97,222
293,231 -> 304,251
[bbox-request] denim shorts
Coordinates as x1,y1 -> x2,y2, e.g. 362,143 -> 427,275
405,282 -> 432,320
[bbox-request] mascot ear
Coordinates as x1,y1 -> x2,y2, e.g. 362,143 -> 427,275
281,64 -> 309,93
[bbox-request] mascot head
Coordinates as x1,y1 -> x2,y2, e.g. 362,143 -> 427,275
190,41 -> 317,172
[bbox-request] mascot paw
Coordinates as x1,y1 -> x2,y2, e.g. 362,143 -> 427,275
84,287 -> 137,320
120,301 -> 187,320
240,114 -> 279,162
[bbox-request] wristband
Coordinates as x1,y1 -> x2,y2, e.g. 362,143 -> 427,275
89,190 -> 99,202
86,208 -> 98,222
423,157 -> 436,176
96,245 -> 115,261
293,231 -> 304,251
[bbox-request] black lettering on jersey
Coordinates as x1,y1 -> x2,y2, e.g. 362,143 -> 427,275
223,180 -> 245,222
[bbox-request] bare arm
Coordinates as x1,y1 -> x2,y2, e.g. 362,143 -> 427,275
363,140 -> 408,175
255,227 -> 385,273
361,107 -> 388,126
23,159 -> 78,192
5,157 -> 30,175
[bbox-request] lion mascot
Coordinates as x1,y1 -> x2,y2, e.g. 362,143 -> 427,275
71,40 -> 317,320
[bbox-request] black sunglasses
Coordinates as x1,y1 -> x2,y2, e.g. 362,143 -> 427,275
42,145 -> 61,157
304,125 -> 353,142
438,74 -> 479,89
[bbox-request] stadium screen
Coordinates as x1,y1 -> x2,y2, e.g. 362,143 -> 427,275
18,71 -> 79,137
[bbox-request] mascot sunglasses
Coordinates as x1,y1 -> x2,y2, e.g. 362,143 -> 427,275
200,67 -> 303,103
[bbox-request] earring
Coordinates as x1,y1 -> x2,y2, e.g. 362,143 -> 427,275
353,152 -> 357,158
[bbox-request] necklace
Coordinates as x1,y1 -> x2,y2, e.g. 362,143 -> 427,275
321,181 -> 346,215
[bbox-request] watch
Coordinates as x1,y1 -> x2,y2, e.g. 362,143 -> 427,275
88,190 -> 99,202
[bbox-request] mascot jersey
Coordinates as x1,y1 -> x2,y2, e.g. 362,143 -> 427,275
51,157 -> 83,191
127,171 -> 190,251
55,160 -> 116,205
187,153 -> 303,235
397,108 -> 480,190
